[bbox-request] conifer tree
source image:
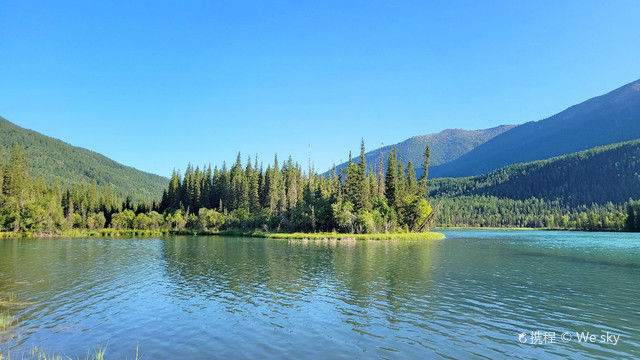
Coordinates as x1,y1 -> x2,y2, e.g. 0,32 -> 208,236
406,161 -> 417,196
344,157 -> 360,208
88,180 -> 99,213
0,145 -> 4,202
420,145 -> 431,197
357,139 -> 370,210
376,143 -> 385,197
385,147 -> 400,211
2,145 -> 29,231
247,158 -> 261,212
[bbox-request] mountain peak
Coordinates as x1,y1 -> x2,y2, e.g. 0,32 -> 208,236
431,78 -> 640,177
331,124 -> 515,175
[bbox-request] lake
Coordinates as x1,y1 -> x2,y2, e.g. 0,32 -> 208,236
0,231 -> 638,359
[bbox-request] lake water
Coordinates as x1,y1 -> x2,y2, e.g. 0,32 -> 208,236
0,231 -> 638,359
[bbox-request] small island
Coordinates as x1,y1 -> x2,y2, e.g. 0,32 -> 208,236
0,141 -> 446,240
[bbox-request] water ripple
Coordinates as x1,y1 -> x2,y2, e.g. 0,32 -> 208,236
0,233 -> 638,359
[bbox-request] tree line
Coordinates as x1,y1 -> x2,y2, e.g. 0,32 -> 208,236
0,142 -> 435,234
157,140 -> 434,233
429,139 -> 640,207
1,141 -> 639,234
435,195 -> 630,231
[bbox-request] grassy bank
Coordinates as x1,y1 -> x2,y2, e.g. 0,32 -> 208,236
206,230 -> 446,240
0,229 -> 445,240
0,229 -> 171,239
434,226 -> 539,231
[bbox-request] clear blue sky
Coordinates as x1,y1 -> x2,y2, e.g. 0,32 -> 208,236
1,0 -> 639,177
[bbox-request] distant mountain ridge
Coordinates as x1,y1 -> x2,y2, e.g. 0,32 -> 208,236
429,138 -> 640,206
333,125 -> 515,175
0,117 -> 167,200
431,78 -> 640,177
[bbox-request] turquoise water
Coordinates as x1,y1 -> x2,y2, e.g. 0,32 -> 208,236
0,231 -> 638,359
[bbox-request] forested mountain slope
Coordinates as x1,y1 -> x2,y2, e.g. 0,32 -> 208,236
333,125 -> 514,175
430,139 -> 640,206
0,117 -> 167,200
431,79 -> 640,177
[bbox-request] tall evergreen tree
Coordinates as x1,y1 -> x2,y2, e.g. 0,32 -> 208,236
406,161 -> 417,196
420,145 -> 430,197
357,139 -> 371,210
2,145 -> 29,231
385,147 -> 400,211
247,158 -> 261,213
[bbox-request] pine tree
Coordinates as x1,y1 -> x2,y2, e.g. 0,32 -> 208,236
343,156 -> 360,208
0,145 -> 4,202
2,144 -> 30,231
406,161 -> 417,196
247,158 -> 261,212
203,165 -> 213,208
357,139 -> 370,210
285,157 -> 298,210
221,162 -> 231,211
88,180 -> 99,213
385,147 -> 400,211
376,142 -> 385,197
419,145 -> 431,198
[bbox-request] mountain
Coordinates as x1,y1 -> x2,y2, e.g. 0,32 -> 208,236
333,125 -> 515,175
0,116 -> 167,200
431,79 -> 640,177
429,139 -> 640,206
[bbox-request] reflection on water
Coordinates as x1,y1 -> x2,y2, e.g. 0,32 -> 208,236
0,232 -> 638,359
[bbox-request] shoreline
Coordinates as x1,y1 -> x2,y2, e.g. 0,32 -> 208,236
208,230 -> 446,241
434,226 -> 539,231
1,227 -> 634,239
0,229 -> 445,241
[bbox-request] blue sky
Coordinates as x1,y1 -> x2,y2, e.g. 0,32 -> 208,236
1,0 -> 639,177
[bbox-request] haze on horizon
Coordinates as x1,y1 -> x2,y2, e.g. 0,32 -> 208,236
1,0 -> 639,177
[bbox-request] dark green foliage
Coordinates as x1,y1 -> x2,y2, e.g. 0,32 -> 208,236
156,142 -> 432,233
384,147 -> 401,211
1,126 -> 637,234
0,117 -> 167,200
419,145 -> 430,196
626,200 -> 640,231
430,139 -> 640,207
0,144 -> 126,233
434,196 -> 628,231
405,161 -> 418,196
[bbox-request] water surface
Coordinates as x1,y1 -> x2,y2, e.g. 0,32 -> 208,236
0,231 -> 638,359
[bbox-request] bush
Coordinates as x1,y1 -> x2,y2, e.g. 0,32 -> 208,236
133,213 -> 152,229
331,200 -> 355,233
198,208 -> 225,230
401,196 -> 432,231
354,211 -> 375,234
71,213 -> 84,229
185,214 -> 201,230
87,212 -> 106,230
111,210 -> 135,229
165,210 -> 186,230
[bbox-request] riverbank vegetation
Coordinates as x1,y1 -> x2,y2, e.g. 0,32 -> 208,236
177,230 -> 445,241
0,346 -> 139,360
156,141 -> 436,234
0,312 -> 12,332
435,196 -> 632,231
0,142 -> 437,236
0,141 -> 638,236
